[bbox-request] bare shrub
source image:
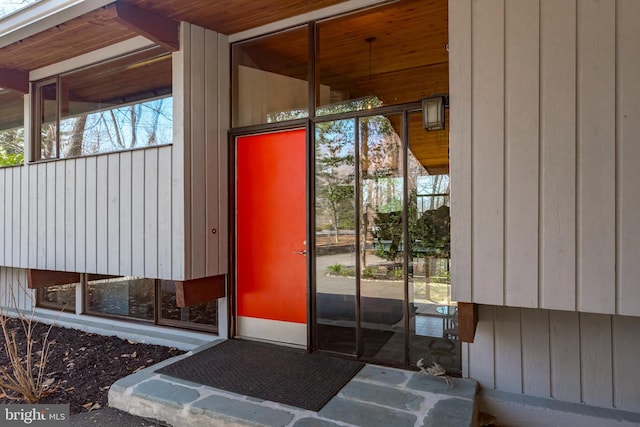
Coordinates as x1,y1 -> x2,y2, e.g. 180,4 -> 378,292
0,281 -> 57,402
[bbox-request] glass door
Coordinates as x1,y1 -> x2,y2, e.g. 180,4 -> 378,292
313,107 -> 458,372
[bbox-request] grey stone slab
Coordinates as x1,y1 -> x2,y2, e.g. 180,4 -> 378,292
133,379 -> 200,409
340,380 -> 423,411
423,398 -> 475,427
293,418 -> 345,427
319,397 -> 416,427
111,368 -> 157,390
406,374 -> 477,400
190,395 -> 295,427
354,365 -> 409,385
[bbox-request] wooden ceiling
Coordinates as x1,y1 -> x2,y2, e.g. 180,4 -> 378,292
0,0 -> 449,173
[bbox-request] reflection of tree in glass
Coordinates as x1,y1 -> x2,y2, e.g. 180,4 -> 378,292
315,120 -> 355,243
0,129 -> 24,167
60,97 -> 173,157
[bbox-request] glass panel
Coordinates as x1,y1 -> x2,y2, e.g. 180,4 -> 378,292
39,81 -> 58,159
316,1 -> 448,115
407,111 -> 459,373
56,47 -> 172,158
233,26 -> 309,127
38,283 -> 76,311
158,280 -> 218,330
85,276 -> 154,321
0,1 -> 41,19
315,118 -> 357,354
0,89 -> 24,167
359,113 -> 405,363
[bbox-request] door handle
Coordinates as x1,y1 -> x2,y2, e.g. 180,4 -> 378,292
293,250 -> 307,255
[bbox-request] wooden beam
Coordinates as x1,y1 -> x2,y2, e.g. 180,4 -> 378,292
0,68 -> 28,94
111,2 -> 180,51
27,269 -> 80,289
457,302 -> 478,343
175,275 -> 226,307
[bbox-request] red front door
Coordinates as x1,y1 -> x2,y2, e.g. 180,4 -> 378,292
235,129 -> 307,346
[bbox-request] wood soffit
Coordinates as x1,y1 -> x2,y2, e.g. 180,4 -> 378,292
0,0 -> 449,172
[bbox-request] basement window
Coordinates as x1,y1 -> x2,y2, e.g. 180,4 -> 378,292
32,46 -> 173,161
36,275 -> 218,333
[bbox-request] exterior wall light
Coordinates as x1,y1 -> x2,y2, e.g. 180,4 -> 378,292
422,96 -> 445,131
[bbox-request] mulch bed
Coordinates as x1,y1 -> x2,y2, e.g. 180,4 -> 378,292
0,318 -> 184,414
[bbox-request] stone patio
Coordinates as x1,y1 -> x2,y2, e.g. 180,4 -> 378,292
109,340 -> 478,427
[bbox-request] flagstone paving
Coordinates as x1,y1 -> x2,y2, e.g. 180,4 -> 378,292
109,341 -> 477,427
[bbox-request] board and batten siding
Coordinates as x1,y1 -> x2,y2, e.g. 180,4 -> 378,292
174,22 -> 230,281
450,0 -> 640,316
0,27 -> 229,282
466,305 -> 640,413
0,147 -> 175,278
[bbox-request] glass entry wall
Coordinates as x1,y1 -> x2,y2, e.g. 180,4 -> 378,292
314,108 -> 458,372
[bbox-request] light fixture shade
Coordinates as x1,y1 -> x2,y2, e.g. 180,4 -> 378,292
422,96 -> 445,131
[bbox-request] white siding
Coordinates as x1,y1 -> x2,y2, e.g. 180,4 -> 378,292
0,26 -> 229,281
0,267 -> 31,312
175,22 -> 229,280
617,0 -> 640,317
450,0 -> 640,316
470,305 -> 640,413
0,146 -> 178,279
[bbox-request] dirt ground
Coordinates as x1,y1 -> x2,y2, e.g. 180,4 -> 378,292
0,318 -> 184,415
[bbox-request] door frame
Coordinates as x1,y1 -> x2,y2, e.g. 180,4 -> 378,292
228,119 -> 314,350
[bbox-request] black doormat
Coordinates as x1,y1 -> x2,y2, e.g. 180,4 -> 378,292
156,339 -> 365,411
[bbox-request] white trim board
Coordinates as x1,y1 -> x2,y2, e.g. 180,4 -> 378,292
236,316 -> 307,347
0,0 -> 115,49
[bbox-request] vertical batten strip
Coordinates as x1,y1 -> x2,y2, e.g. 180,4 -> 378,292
190,24 -> 207,279
549,310 -> 581,402
539,0 -> 577,310
144,149 -> 159,278
617,0 -> 640,316
576,0 -> 616,314
96,156 -> 108,274
494,306 -> 523,393
11,170 -> 20,267
119,152 -> 132,276
183,23 -> 193,281
612,315 -> 640,412
64,161 -> 75,272
579,313 -> 613,407
468,305 -> 496,389
75,158 -> 86,273
217,33 -> 230,275
471,0 -> 505,305
504,0 -> 540,307
85,157 -> 97,273
171,23 -> 188,281
158,147 -> 172,278
54,162 -> 65,270
449,0 -> 472,302
107,155 -> 120,274
45,162 -> 56,270
131,150 -> 145,278
28,165 -> 37,267
205,29 -> 220,277
20,165 -> 28,268
521,308 -> 551,397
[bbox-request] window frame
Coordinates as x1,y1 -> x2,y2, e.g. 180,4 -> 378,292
35,274 -> 218,333
30,45 -> 173,162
